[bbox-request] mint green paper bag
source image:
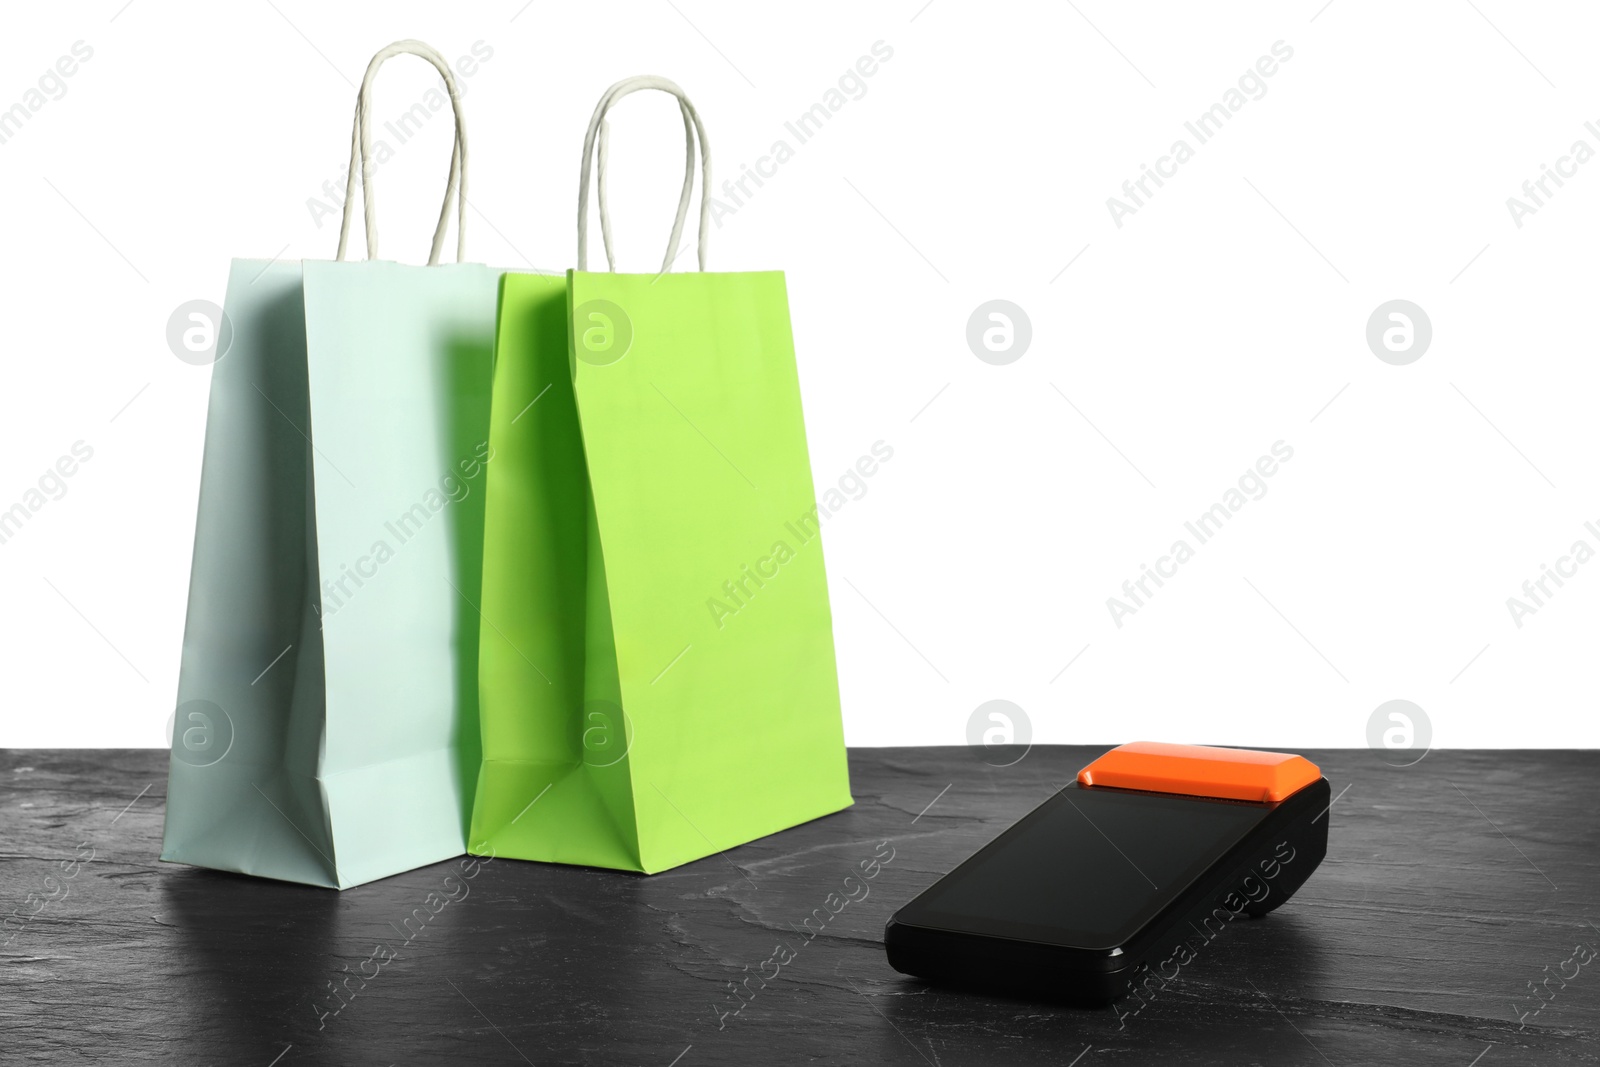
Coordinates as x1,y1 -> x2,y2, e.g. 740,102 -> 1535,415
162,42 -> 517,888
470,77 -> 852,873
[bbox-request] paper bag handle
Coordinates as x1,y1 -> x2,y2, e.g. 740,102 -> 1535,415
577,76 -> 711,273
336,40 -> 468,265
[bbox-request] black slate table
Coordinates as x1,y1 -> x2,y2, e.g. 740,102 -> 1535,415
2,747 -> 1597,1065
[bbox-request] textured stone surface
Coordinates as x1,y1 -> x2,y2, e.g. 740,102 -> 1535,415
1,746 -> 1596,1065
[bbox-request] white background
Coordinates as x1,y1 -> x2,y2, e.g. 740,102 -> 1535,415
2,0 -> 1597,749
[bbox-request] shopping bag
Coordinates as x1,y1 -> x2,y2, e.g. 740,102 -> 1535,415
162,41 -> 515,888
470,77 -> 853,873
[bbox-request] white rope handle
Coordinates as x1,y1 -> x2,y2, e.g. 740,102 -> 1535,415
577,76 -> 711,273
336,40 -> 468,265
593,104 -> 694,271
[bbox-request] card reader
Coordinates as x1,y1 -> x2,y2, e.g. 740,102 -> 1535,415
884,742 -> 1330,1005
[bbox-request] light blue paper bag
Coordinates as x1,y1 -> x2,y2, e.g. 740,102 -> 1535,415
162,41 -> 528,888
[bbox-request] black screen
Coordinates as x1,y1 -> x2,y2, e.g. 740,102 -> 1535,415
903,785 -> 1268,948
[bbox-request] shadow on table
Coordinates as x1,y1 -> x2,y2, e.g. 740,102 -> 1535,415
158,867 -> 342,1062
155,850 -> 667,1063
865,913 -> 1340,1062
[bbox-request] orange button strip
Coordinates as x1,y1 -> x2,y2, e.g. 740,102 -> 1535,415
1077,741 -> 1321,803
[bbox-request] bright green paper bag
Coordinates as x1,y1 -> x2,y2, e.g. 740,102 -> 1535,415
162,42 -> 509,888
470,77 -> 852,873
